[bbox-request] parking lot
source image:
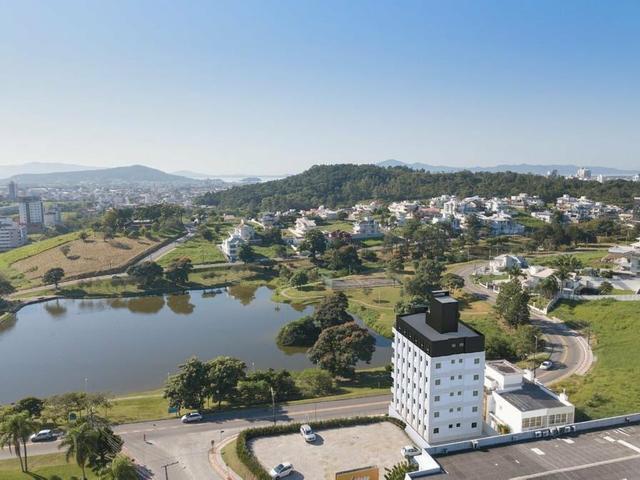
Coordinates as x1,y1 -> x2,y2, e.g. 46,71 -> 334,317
250,422 -> 412,479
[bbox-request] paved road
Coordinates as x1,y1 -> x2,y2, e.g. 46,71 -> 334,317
0,395 -> 391,478
451,262 -> 593,385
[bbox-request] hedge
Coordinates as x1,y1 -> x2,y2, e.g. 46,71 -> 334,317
234,415 -> 406,479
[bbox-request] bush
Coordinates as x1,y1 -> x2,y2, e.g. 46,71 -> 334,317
235,416 -> 406,480
276,316 -> 320,347
294,369 -> 336,397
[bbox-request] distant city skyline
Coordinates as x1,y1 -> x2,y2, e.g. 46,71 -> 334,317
1,1 -> 638,175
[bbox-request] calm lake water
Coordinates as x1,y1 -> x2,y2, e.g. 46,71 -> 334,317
0,286 -> 391,403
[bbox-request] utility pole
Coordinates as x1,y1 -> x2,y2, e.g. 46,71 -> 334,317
270,386 -> 276,425
161,461 -> 179,480
532,335 -> 539,380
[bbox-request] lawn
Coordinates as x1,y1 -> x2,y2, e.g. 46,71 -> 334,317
221,438 -> 256,480
530,250 -> 612,269
157,236 -> 226,266
0,453 -> 96,479
9,232 -> 162,288
552,299 -> 640,419
0,231 -> 81,288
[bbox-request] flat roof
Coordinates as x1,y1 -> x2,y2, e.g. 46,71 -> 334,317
497,381 -> 565,412
487,359 -> 522,375
400,312 -> 482,342
436,423 -> 640,480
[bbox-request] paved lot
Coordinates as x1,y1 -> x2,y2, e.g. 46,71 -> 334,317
436,424 -> 640,479
251,422 -> 411,480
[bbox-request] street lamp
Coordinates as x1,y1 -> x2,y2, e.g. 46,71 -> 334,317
270,387 -> 276,425
532,335 -> 539,380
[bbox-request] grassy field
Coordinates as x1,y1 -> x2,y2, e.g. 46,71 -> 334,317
552,299 -> 640,419
157,236 -> 226,266
8,232 -> 163,288
0,231 -> 81,288
530,250 -> 612,269
105,368 -> 390,424
221,438 -> 256,480
0,453 -> 96,479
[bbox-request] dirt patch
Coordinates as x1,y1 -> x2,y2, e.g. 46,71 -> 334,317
12,234 -> 160,282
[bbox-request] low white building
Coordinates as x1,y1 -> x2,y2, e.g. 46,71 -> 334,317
608,238 -> 640,276
484,360 -> 574,434
232,220 -> 255,242
316,205 -> 339,220
476,212 -> 525,236
352,217 -> 382,239
490,254 -> 528,274
289,217 -> 318,238
531,211 -> 553,223
0,217 -> 28,252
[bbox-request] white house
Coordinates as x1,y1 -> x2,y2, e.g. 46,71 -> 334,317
490,254 -> 528,274
289,217 -> 318,238
476,212 -> 525,236
232,220 -> 255,242
484,360 -> 574,434
352,217 -> 382,239
316,205 -> 339,220
390,291 -> 485,445
0,217 -> 28,252
221,235 -> 244,262
531,211 -> 554,223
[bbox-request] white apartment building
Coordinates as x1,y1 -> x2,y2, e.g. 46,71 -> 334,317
352,217 -> 382,239
484,360 -> 574,434
390,291 -> 485,446
0,217 -> 28,252
221,235 -> 243,262
44,206 -> 63,227
18,196 -> 45,233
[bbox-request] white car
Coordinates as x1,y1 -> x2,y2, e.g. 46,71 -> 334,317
181,412 -> 203,423
30,429 -> 55,442
539,360 -> 553,370
401,445 -> 421,457
300,424 -> 316,442
269,462 -> 293,479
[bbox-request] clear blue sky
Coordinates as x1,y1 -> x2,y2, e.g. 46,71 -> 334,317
1,0 -> 638,174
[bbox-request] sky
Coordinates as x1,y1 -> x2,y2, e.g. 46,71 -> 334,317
0,0 -> 639,175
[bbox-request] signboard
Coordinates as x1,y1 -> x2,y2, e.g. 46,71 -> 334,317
168,406 -> 179,414
335,466 -> 379,480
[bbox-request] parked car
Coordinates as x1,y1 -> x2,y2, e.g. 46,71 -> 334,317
539,360 -> 553,370
181,412 -> 203,423
300,424 -> 316,442
269,462 -> 293,479
30,429 -> 55,442
401,445 -> 421,457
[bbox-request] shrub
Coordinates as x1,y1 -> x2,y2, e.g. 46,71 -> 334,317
294,369 -> 336,397
276,316 -> 320,347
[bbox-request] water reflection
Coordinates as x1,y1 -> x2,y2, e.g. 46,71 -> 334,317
127,296 -> 166,314
227,284 -> 259,305
0,314 -> 16,335
167,294 -> 195,315
44,300 -> 67,317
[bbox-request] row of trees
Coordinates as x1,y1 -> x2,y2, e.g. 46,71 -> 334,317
163,356 -> 336,411
126,258 -> 193,288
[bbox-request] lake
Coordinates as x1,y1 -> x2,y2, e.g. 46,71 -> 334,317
0,286 -> 391,403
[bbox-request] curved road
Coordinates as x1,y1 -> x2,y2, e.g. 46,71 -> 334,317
451,262 -> 593,385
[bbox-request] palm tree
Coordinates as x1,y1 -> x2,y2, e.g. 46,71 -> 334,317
60,422 -> 98,480
101,454 -> 138,480
0,412 -> 36,472
538,276 -> 559,299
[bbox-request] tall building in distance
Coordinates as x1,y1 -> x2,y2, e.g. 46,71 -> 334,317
0,217 -> 27,251
7,181 -> 18,201
390,291 -> 485,445
576,167 -> 592,180
18,196 -> 45,233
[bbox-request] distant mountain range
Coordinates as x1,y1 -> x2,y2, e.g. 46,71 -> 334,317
376,159 -> 638,176
0,162 -> 98,178
3,165 -> 197,185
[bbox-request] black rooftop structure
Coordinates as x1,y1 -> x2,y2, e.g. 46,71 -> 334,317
395,291 -> 485,357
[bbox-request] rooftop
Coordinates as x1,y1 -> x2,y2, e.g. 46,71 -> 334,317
487,359 -> 522,375
400,312 -> 482,342
497,380 -> 566,412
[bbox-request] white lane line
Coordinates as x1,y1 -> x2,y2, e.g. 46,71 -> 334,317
530,448 -> 545,456
509,454 -> 640,480
604,435 -> 616,442
618,439 -> 640,454
616,428 -> 631,437
561,438 -> 574,444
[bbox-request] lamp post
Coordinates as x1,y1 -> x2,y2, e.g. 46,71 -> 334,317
532,335 -> 539,380
270,387 -> 276,425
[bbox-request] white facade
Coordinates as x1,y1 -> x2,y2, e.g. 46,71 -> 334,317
484,360 -> 574,434
44,207 -> 63,227
352,217 -> 382,239
389,292 -> 485,445
232,220 -> 255,242
289,217 -> 317,238
490,254 -> 527,274
221,235 -> 243,262
0,217 -> 28,251
18,197 -> 44,232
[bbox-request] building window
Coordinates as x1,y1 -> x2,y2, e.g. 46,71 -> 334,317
457,391 -> 462,396
474,358 -> 480,364
435,362 -> 441,369
472,422 -> 478,428
449,408 -> 453,413
434,396 -> 440,402
434,411 -> 439,418
450,376 -> 455,381
458,359 -> 463,363
435,379 -> 441,386
433,428 -> 439,434
473,374 -> 479,381
472,406 -> 478,413
473,390 -> 478,397
456,423 -> 461,428
448,424 -> 453,429
458,375 -> 462,380
451,360 -> 455,365
449,392 -> 454,397
457,407 -> 461,412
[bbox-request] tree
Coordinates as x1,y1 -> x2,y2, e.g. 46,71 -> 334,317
537,276 -> 559,300
404,259 -> 444,301
101,454 -> 138,480
88,422 -> 124,473
163,357 -> 210,411
165,257 -> 193,285
295,369 -> 336,397
0,412 -> 36,472
79,231 -> 89,242
59,421 -> 97,480
207,356 -> 246,408
598,281 -> 614,295
245,369 -> 299,402
0,274 -> 15,295
43,267 -> 65,290
441,273 -> 464,291
300,229 -> 326,259
276,316 -> 320,347
126,261 -> 163,288
14,397 -> 44,418
199,227 -> 214,242
308,323 -> 376,377
313,292 -> 352,330
289,270 -> 309,289
238,243 -> 256,263
384,461 -> 418,480
385,257 -> 404,274
326,244 -> 361,272
495,279 -> 530,327
512,325 -> 542,360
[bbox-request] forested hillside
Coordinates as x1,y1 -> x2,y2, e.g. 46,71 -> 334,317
197,164 -> 640,211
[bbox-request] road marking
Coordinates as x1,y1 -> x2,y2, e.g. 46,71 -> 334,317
604,436 -> 616,442
616,428 -> 632,437
530,448 -> 545,456
618,440 -> 640,454
509,454 -> 640,480
561,438 -> 574,444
